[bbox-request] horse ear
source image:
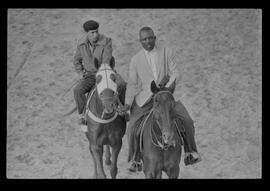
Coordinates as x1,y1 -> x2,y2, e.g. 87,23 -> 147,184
167,79 -> 176,94
94,57 -> 100,69
151,80 -> 160,94
109,56 -> 115,69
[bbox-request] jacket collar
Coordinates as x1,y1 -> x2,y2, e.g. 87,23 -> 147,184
77,34 -> 107,46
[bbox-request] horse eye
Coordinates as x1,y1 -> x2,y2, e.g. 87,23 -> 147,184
96,75 -> 102,84
110,74 -> 116,82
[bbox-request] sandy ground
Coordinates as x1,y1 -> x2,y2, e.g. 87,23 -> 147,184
7,9 -> 262,179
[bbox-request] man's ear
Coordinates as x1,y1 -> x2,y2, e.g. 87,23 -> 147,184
94,57 -> 100,69
150,80 -> 160,94
109,56 -> 115,69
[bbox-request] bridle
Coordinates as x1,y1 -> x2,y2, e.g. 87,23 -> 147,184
140,90 -> 177,151
86,63 -> 122,124
95,63 -> 117,95
152,90 -> 176,150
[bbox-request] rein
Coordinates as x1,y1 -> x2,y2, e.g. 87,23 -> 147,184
140,90 -> 177,151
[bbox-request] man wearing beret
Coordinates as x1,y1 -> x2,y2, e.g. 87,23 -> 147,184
118,26 -> 201,172
73,20 -> 126,129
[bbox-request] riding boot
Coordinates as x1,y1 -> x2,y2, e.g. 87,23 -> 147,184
128,131 -> 143,172
128,148 -> 142,172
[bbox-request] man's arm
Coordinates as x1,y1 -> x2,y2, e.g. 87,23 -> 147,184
102,38 -> 113,64
73,45 -> 84,75
125,57 -> 139,107
165,48 -> 180,88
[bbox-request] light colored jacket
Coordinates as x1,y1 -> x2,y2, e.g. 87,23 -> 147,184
125,45 -> 179,107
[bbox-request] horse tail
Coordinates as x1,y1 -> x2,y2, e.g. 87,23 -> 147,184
62,106 -> 77,117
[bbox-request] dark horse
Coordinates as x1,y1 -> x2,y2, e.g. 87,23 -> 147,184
140,80 -> 182,178
84,57 -> 126,179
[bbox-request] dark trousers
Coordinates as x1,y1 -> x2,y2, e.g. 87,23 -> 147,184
73,72 -> 126,115
174,100 -> 198,153
127,99 -> 153,162
73,73 -> 96,114
127,98 -> 198,162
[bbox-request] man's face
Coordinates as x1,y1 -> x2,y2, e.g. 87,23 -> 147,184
86,29 -> 99,44
139,30 -> 156,51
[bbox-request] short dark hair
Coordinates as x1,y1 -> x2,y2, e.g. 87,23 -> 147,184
139,26 -> 154,34
83,20 -> 99,32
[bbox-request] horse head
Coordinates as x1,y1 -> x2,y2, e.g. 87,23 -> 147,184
150,79 -> 177,148
94,57 -> 118,114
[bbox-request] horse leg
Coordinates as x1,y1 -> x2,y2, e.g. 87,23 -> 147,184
155,170 -> 162,179
166,165 -> 180,179
143,159 -> 161,179
105,145 -> 111,166
145,168 -> 161,179
110,140 -> 122,179
88,142 -> 97,179
91,144 -> 106,179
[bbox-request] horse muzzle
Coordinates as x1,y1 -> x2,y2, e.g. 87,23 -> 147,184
104,102 -> 115,114
162,132 -> 176,148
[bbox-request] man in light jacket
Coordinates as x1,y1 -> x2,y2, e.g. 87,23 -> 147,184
119,26 -> 201,172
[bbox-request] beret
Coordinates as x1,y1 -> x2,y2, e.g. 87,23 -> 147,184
83,20 -> 99,32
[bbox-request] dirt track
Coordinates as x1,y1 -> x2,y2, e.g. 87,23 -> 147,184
7,9 -> 261,179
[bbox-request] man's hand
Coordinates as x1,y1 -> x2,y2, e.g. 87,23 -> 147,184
159,75 -> 170,89
117,104 -> 130,115
77,71 -> 84,80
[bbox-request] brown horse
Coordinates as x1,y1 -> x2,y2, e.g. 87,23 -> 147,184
140,80 -> 182,179
84,57 -> 126,179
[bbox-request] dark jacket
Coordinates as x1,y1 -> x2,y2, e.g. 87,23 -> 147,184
73,34 -> 112,74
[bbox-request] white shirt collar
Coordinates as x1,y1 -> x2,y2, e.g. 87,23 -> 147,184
143,46 -> 157,55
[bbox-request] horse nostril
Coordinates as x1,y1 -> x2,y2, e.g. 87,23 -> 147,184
162,132 -> 174,145
162,133 -> 170,142
110,103 -> 115,109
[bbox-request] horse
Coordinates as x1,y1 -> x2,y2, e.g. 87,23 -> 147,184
140,80 -> 182,179
84,57 -> 126,179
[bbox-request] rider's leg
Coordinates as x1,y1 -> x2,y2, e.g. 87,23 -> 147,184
174,100 -> 201,165
73,73 -> 96,125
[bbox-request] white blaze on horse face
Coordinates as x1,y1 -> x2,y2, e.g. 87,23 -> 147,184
96,63 -> 117,94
